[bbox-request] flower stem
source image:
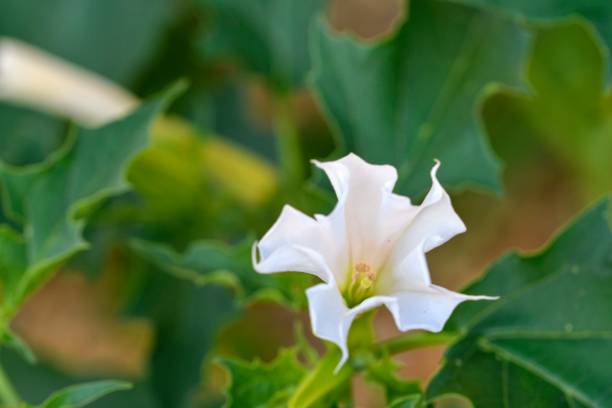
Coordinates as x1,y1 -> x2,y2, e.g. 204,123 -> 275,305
0,362 -> 20,407
288,348 -> 352,408
375,331 -> 458,355
273,94 -> 304,190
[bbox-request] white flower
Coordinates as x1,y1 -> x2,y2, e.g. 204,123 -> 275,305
253,153 -> 497,369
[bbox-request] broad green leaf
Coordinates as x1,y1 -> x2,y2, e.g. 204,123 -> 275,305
311,0 -> 530,196
220,348 -> 306,408
197,0 -> 327,89
427,199 -> 612,407
0,0 -> 174,85
36,380 -> 131,408
482,19 -> 612,197
131,238 -> 310,308
454,0 -> 612,77
0,84 -> 182,314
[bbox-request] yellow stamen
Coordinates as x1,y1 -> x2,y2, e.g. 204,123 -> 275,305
344,262 -> 377,307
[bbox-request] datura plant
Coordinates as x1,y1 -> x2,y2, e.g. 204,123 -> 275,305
253,153 -> 496,369
1,0 -> 611,407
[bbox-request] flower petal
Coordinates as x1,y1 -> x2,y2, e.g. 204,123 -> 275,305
253,205 -> 339,283
377,243 -> 431,293
386,161 -> 465,287
399,161 -> 466,253
306,282 -> 392,371
313,153 -> 418,269
384,285 -> 498,332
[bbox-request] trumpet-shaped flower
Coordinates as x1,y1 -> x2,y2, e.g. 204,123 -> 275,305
253,153 -> 497,368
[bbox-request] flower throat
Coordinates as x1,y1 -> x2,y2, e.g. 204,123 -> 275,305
343,262 -> 377,307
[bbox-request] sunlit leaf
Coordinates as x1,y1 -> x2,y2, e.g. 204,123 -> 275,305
427,199 -> 612,407
454,0 -> 612,77
311,0 -> 530,196
483,18 -> 612,197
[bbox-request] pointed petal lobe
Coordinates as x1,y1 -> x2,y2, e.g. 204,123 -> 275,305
253,205 -> 338,283
313,153 -> 417,269
306,282 -> 392,371
385,285 -> 498,332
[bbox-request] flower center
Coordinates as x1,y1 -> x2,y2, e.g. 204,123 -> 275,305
343,262 -> 376,307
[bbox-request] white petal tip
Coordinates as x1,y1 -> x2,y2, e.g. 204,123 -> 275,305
311,158 -> 324,168
333,352 -> 349,374
431,160 -> 441,177
460,293 -> 499,301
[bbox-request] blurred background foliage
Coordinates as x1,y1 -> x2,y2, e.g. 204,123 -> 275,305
0,0 -> 611,407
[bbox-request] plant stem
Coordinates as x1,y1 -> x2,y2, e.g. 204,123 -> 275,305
375,331 -> 458,355
288,348 -> 352,408
273,94 -> 304,190
0,362 -> 20,407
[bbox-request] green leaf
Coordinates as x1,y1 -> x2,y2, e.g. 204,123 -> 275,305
310,0 -> 530,196
0,346 -> 155,407
220,348 -> 307,408
0,84 -> 183,314
427,198 -> 612,407
37,380 -> 131,408
453,0 -> 612,77
388,395 -> 421,408
0,105 -> 66,167
0,226 -> 27,300
0,0 -> 175,85
129,265 -> 237,408
363,353 -> 421,405
0,328 -> 36,364
482,18 -> 612,197
131,238 -> 310,307
197,0 -> 327,89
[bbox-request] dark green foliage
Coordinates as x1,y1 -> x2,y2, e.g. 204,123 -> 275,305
427,199 -> 612,407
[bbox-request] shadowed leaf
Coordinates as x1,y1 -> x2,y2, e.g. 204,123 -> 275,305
311,0 -> 530,196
